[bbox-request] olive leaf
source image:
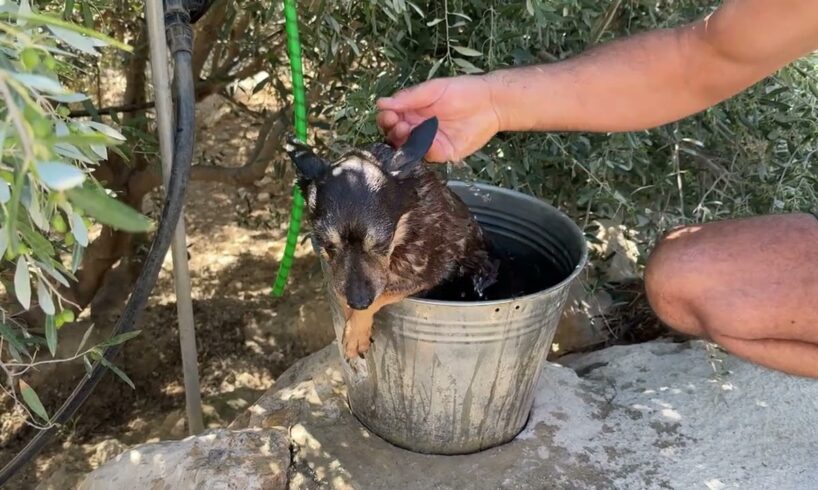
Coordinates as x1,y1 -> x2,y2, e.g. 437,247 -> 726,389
19,379 -> 49,423
66,186 -> 152,233
14,256 -> 31,310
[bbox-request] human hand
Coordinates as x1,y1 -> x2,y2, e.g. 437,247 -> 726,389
376,75 -> 502,163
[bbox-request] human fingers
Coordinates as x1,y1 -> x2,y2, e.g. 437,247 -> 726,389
376,110 -> 400,134
376,78 -> 449,112
386,120 -> 412,148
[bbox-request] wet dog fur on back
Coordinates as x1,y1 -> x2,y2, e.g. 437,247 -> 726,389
284,117 -> 497,360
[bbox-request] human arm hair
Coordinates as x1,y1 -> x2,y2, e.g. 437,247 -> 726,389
488,0 -> 818,133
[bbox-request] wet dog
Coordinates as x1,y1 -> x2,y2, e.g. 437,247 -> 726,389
284,117 -> 497,360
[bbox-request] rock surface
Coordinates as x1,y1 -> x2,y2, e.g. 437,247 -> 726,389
79,339 -> 818,489
77,428 -> 290,490
231,339 -> 818,489
552,281 -> 613,356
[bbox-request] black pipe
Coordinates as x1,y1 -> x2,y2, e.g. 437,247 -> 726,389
0,6 -> 201,487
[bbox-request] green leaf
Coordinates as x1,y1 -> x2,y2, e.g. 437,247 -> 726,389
45,92 -> 89,103
18,219 -> 55,256
0,322 -> 28,360
66,186 -> 152,233
82,354 -> 93,374
36,161 -> 86,191
48,25 -> 105,56
16,0 -> 32,26
14,256 -> 30,310
453,57 -> 483,74
52,133 -> 113,147
37,278 -> 55,316
84,121 -> 126,141
0,180 -> 9,203
80,0 -> 92,28
69,212 -> 88,246
24,187 -> 49,232
10,9 -> 133,53
62,0 -> 75,19
427,57 -> 445,80
96,330 -> 141,348
54,143 -> 95,164
95,355 -> 135,389
426,18 -> 443,26
8,72 -> 67,94
45,314 -> 57,356
19,379 -> 49,423
71,242 -> 83,273
34,260 -> 72,287
90,144 -> 107,160
526,0 -> 535,16
0,229 -> 8,263
77,324 -> 94,352
452,46 -> 482,57
407,1 -> 424,17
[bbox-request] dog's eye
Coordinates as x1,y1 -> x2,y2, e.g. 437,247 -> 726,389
323,243 -> 336,256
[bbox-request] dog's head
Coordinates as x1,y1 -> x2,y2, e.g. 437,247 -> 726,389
284,117 -> 438,310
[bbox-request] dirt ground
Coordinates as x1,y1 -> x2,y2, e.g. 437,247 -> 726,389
0,87 -> 337,489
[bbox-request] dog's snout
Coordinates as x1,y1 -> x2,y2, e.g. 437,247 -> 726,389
347,296 -> 373,310
346,281 -> 374,310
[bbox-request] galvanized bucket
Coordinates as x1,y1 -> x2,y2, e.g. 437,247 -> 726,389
318,181 -> 587,454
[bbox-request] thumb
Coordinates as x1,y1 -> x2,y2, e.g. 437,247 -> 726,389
377,78 -> 449,111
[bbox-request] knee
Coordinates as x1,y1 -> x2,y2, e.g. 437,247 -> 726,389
644,226 -> 708,338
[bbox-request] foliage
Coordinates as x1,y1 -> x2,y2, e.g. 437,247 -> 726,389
317,0 -> 818,267
0,0 -> 149,429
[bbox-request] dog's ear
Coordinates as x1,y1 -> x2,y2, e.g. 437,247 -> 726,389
284,135 -> 329,183
385,117 -> 438,178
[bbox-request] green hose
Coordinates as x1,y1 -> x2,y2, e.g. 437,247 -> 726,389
272,0 -> 307,296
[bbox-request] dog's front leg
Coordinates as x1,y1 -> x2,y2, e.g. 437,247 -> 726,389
343,293 -> 407,359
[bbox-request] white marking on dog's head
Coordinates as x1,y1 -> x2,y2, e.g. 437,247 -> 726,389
325,227 -> 341,246
307,184 -> 318,211
333,156 -> 386,192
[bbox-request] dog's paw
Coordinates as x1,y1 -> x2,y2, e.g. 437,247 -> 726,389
343,332 -> 371,360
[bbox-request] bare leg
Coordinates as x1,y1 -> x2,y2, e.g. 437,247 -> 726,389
342,293 -> 408,359
645,213 -> 818,378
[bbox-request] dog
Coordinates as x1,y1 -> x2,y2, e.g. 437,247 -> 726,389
284,117 -> 497,360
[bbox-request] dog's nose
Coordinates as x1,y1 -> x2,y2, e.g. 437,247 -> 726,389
347,297 -> 372,310
345,280 -> 374,310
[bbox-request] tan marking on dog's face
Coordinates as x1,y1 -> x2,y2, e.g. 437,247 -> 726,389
325,228 -> 342,247
363,231 -> 378,252
330,248 -> 391,307
319,247 -> 331,261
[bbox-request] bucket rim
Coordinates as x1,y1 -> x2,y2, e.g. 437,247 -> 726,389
403,180 -> 588,308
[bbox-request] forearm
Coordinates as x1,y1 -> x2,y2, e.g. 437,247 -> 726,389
487,28 -> 755,133
488,0 -> 818,133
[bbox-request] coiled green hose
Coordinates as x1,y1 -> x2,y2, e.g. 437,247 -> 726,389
272,0 -> 307,296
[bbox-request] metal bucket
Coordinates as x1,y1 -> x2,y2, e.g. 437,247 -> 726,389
318,181 -> 588,454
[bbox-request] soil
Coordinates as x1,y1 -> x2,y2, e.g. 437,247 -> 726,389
0,87 -> 336,489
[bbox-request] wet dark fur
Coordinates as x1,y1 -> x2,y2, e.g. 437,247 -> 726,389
367,142 -> 496,296
285,117 -> 497,359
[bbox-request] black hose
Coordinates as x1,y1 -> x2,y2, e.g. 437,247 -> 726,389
0,28 -> 197,490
